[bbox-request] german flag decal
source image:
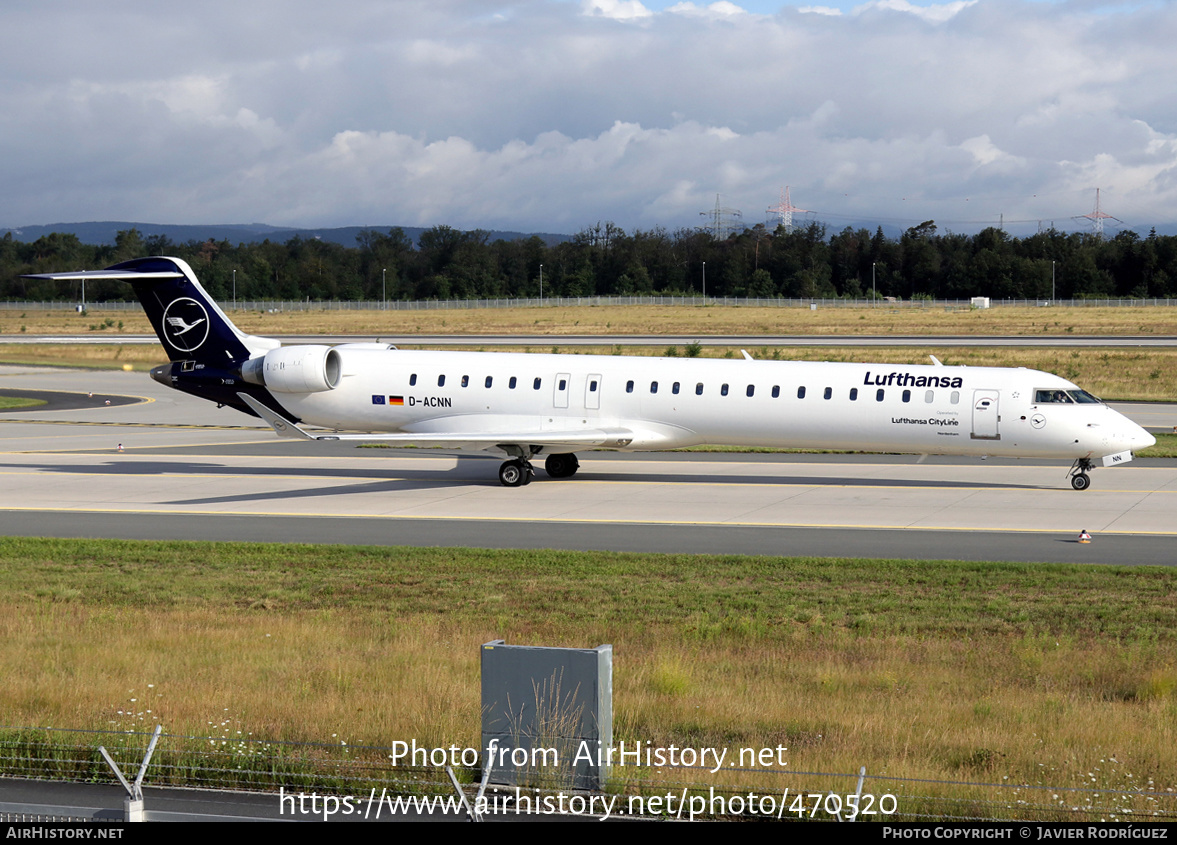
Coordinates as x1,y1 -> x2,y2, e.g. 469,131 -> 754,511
389,396 -> 405,406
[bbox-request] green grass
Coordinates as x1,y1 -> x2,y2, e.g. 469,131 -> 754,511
0,395 -> 47,409
3,538 -> 1174,637
1137,432 -> 1177,458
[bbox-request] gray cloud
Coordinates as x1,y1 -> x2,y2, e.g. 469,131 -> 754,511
2,0 -> 1174,233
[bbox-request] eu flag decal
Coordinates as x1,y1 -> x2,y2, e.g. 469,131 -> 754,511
371,395 -> 385,405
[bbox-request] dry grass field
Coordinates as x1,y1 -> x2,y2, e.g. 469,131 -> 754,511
3,303 -> 1177,337
2,540 -> 1174,820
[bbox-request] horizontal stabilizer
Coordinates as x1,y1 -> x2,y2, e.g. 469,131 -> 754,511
23,269 -> 184,281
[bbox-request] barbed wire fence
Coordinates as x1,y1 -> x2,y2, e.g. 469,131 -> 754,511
2,296 -> 1177,312
0,726 -> 1172,822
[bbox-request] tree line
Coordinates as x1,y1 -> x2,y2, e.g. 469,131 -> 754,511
2,220 -> 1175,304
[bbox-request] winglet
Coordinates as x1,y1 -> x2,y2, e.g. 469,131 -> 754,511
237,393 -> 314,439
929,355 -> 944,367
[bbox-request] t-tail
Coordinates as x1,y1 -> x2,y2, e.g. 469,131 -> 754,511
25,256 -> 286,416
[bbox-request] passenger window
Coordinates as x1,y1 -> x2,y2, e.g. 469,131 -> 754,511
902,390 -> 911,403
438,375 -> 446,387
672,382 -> 680,395
485,376 -> 493,388
950,391 -> 960,404
509,377 -> 517,389
797,386 -> 806,399
696,383 -> 704,395
650,381 -> 658,394
876,389 -> 884,402
850,388 -> 858,400
626,380 -> 634,393
533,378 -> 542,390
746,385 -> 755,397
721,384 -> 729,396
925,390 -> 934,403
409,374 -> 417,386
772,385 -> 780,398
461,375 -> 469,387
823,387 -> 832,400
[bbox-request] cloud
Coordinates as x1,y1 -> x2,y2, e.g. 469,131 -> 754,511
666,2 -> 750,17
854,0 -> 978,23
582,0 -> 654,19
1,0 -> 1176,234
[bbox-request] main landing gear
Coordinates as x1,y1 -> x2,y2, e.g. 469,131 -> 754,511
496,451 -> 580,487
498,459 -> 534,487
1069,457 -> 1094,491
544,452 -> 579,479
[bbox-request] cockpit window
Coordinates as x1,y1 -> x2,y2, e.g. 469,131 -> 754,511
1035,389 -> 1073,404
1035,388 -> 1102,405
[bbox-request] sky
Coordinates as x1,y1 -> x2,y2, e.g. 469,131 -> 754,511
1,0 -> 1173,237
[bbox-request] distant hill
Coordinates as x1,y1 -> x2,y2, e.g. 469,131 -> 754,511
0,221 -> 570,248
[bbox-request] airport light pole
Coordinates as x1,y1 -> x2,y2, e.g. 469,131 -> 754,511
702,262 -> 706,301
382,268 -> 386,311
539,264 -> 543,301
872,262 -> 876,305
232,269 -> 236,311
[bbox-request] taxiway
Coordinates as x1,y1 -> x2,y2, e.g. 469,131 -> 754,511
0,365 -> 1173,565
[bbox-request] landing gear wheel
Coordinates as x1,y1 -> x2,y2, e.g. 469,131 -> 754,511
544,453 -> 580,478
1071,472 -> 1091,491
499,460 -> 527,487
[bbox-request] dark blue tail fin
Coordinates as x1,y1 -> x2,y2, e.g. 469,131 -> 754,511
107,256 -> 266,364
24,256 -> 284,416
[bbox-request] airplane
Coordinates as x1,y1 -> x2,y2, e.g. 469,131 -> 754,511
27,256 -> 1155,489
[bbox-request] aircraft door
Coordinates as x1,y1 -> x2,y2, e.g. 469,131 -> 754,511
971,390 -> 1000,440
585,374 -> 602,410
554,373 -> 570,409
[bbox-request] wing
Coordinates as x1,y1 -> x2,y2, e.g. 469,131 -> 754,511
236,393 -> 637,449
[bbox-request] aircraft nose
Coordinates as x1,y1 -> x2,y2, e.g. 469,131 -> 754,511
1135,427 -> 1157,450
1115,418 -> 1155,452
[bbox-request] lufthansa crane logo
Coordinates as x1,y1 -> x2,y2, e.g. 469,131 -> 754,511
161,298 -> 209,352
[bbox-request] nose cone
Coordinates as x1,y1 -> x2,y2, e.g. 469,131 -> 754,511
1110,415 -> 1155,453
1134,427 -> 1157,451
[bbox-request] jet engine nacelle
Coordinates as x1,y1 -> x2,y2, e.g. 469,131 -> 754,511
240,345 -> 341,393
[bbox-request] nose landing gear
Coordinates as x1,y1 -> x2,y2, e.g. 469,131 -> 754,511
1068,457 -> 1094,491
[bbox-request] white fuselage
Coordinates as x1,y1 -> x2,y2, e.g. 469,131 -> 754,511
275,348 -> 1153,461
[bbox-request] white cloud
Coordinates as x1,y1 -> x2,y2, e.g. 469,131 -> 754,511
667,2 -> 749,16
582,0 -> 654,19
854,0 -> 978,23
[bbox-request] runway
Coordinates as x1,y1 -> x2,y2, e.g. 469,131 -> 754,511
0,365 -> 1173,565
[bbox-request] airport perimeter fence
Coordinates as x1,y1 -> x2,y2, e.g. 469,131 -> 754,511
0,725 -> 1173,823
3,296 -> 1177,312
